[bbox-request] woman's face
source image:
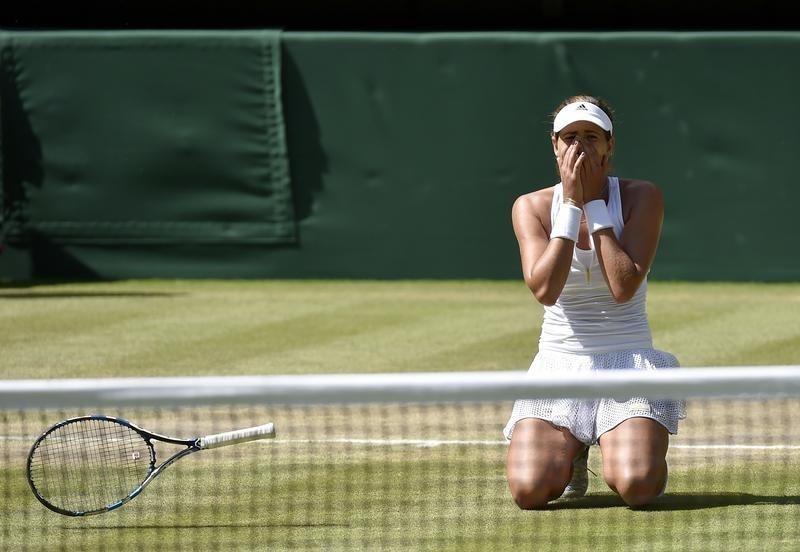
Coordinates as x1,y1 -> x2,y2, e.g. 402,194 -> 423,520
551,120 -> 614,163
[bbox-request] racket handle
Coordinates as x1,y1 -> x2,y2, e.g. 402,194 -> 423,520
199,422 -> 276,449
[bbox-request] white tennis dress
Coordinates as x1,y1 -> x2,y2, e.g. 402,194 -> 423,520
503,177 -> 686,444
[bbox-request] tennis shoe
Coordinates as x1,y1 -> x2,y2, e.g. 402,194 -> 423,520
560,445 -> 589,499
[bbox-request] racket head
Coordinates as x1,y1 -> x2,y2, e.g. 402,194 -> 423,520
26,415 -> 156,516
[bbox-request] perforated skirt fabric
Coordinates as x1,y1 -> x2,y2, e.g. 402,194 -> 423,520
503,348 -> 686,444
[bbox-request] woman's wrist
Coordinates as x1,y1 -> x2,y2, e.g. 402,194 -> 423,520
551,204 -> 582,242
563,197 -> 583,208
583,199 -> 614,234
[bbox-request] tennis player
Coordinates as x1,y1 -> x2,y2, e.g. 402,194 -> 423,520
503,95 -> 685,508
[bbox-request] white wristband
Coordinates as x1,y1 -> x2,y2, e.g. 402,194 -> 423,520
550,204 -> 582,242
583,200 -> 614,234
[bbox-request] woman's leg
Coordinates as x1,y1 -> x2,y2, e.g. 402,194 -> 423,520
506,418 -> 585,509
598,417 -> 669,507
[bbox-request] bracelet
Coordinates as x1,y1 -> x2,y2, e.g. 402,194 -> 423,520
550,204 -> 582,242
583,200 -> 614,234
563,197 -> 581,208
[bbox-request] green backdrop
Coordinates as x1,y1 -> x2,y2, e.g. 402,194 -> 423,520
1,31 -> 797,281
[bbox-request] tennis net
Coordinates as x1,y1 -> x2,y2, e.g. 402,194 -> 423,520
3,367 -> 800,551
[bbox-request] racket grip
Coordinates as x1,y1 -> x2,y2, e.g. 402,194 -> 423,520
199,422 -> 276,449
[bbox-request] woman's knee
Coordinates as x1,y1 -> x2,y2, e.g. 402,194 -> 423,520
507,456 -> 574,509
507,461 -> 573,509
508,477 -> 562,510
506,418 -> 583,509
605,464 -> 666,506
599,417 -> 670,506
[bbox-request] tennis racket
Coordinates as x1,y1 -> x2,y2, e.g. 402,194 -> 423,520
26,414 -> 276,516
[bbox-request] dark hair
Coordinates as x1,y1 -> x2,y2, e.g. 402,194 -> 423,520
551,94 -> 615,138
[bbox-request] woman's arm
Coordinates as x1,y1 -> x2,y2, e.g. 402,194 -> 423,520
591,180 -> 664,303
512,191 -> 576,306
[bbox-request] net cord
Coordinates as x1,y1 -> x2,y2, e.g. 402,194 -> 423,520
2,366 -> 800,409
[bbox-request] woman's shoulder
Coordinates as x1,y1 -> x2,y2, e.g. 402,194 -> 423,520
617,178 -> 664,218
618,178 -> 663,203
513,185 -> 557,212
512,185 -> 557,230
618,177 -> 661,193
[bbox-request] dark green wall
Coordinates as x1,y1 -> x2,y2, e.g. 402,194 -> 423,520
1,31 -> 798,281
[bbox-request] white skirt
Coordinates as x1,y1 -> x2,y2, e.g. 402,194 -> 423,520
503,348 -> 686,445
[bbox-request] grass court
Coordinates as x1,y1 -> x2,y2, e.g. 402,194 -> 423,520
2,280 -> 800,550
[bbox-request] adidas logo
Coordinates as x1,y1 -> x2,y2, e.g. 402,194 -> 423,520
576,103 -> 588,110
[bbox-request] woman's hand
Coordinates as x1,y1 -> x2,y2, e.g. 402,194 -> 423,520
558,140 -> 585,205
578,139 -> 609,202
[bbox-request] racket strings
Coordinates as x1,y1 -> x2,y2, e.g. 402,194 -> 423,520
29,419 -> 151,513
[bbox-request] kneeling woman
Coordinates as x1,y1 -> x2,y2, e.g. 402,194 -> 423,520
504,95 -> 685,508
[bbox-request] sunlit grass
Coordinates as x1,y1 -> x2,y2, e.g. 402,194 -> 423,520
1,280 -> 798,379
2,280 -> 800,550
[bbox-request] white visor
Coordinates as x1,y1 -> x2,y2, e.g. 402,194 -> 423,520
553,101 -> 613,135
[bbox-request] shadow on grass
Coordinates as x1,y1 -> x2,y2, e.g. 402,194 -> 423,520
61,522 -> 350,530
549,492 -> 800,511
0,290 -> 185,299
